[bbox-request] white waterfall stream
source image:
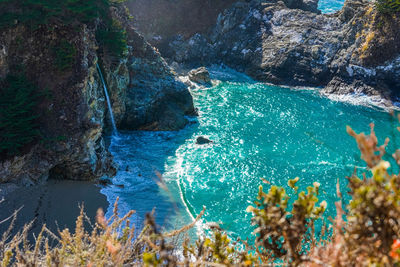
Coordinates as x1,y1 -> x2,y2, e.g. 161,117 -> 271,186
96,63 -> 118,135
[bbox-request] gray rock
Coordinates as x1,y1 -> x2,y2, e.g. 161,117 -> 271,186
98,178 -> 113,187
101,12 -> 195,131
283,0 -> 321,13
196,136 -> 213,145
141,0 -> 400,104
189,67 -> 212,85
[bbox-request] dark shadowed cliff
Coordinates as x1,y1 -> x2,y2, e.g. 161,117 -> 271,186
0,3 -> 194,189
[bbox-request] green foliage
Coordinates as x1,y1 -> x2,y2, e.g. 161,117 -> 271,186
376,0 -> 400,13
53,40 -> 77,71
6,120 -> 400,265
340,124 -> 400,265
0,0 -> 128,59
96,21 -> 128,58
247,179 -> 326,264
0,0 -> 111,29
0,73 -> 41,157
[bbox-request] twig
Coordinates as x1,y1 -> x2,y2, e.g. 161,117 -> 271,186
163,206 -> 206,238
0,206 -> 23,225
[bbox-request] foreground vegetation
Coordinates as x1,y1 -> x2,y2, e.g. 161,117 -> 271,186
2,118 -> 400,266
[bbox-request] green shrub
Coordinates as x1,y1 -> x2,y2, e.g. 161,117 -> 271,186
376,0 -> 400,13
6,117 -> 400,264
247,179 -> 326,264
53,40 -> 77,71
0,0 -> 128,59
0,0 -> 111,29
96,21 -> 128,58
0,73 -> 41,157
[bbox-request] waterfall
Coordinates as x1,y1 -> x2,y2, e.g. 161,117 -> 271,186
96,63 -> 118,134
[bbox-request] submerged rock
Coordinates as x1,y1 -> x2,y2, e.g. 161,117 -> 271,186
196,136 -> 213,145
189,67 -> 212,86
98,178 -> 113,187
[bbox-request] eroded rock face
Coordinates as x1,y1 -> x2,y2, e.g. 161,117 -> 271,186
101,13 -> 195,131
0,8 -> 195,187
139,0 -> 400,103
0,24 -> 116,185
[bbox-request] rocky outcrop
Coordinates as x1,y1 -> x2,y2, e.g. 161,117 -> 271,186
283,0 -> 320,13
196,136 -> 213,145
134,0 -> 400,104
127,0 -> 239,42
0,24 -> 115,185
0,8 -> 194,187
100,6 -> 195,131
189,67 -> 212,85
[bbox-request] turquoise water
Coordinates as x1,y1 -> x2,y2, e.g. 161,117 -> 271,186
102,69 -> 399,240
319,0 -> 345,13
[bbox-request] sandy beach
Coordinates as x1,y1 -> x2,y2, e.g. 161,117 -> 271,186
0,180 -> 108,241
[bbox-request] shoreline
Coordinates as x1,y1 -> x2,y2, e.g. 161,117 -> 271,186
1,67 -> 396,241
0,180 -> 108,240
180,65 -> 399,112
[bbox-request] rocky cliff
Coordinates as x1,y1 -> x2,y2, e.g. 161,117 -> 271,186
101,10 -> 195,131
131,0 -> 400,105
0,8 -> 194,189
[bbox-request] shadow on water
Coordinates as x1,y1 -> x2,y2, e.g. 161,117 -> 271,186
102,119 -> 199,232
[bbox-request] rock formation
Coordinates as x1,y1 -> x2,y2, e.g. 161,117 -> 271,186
130,0 -> 400,105
189,67 -> 212,86
0,7 -> 194,188
196,136 -> 213,145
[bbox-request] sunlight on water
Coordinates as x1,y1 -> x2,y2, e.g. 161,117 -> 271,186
102,68 -> 399,240
319,0 -> 345,13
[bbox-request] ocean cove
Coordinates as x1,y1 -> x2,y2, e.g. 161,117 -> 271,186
102,69 -> 398,239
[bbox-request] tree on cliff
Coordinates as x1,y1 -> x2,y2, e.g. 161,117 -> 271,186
0,0 -> 128,58
0,73 -> 40,157
376,0 -> 400,13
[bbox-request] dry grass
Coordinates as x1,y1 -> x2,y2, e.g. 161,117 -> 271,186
3,118 -> 400,266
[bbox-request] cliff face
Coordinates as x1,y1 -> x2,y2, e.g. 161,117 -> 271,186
0,24 -> 115,185
127,0 -> 239,41
0,10 -> 194,187
131,0 -> 400,105
101,14 -> 195,131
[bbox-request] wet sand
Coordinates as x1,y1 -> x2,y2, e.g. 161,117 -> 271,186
0,180 -> 108,241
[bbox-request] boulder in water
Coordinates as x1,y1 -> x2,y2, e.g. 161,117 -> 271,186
98,178 -> 113,187
196,136 -> 213,145
189,67 -> 212,86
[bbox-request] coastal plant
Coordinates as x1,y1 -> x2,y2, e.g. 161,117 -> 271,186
0,0 -> 128,59
247,179 -> 326,266
341,124 -> 400,265
0,0 -> 110,29
4,120 -> 400,266
53,40 -> 77,72
0,73 -> 41,157
96,19 -> 128,59
309,121 -> 400,266
376,0 -> 400,13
